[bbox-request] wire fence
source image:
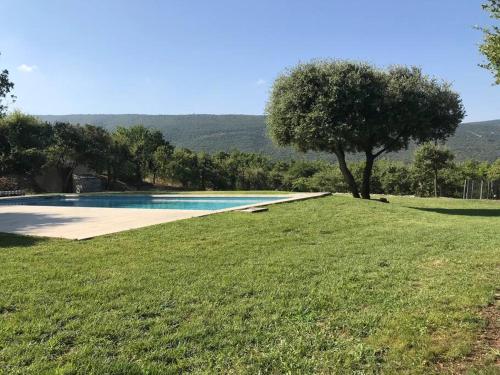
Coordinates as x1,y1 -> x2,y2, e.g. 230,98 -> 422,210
462,179 -> 499,199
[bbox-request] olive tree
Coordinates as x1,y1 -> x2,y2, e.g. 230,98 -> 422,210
113,125 -> 171,183
266,60 -> 465,199
152,144 -> 174,184
413,143 -> 455,197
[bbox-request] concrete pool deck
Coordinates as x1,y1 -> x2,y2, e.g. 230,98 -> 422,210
0,193 -> 329,240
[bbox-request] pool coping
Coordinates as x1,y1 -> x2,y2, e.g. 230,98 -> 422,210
0,192 -> 330,240
0,192 -> 328,213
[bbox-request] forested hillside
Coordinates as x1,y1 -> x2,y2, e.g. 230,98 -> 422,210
37,114 -> 500,161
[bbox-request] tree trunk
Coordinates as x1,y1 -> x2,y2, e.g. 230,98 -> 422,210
135,163 -> 142,183
106,165 -> 112,189
361,152 -> 375,199
433,168 -> 438,198
199,170 -> 205,190
334,147 -> 360,198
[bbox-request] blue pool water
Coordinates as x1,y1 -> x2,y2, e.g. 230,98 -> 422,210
0,195 -> 287,211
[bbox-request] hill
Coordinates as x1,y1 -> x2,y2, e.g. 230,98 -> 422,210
37,114 -> 500,162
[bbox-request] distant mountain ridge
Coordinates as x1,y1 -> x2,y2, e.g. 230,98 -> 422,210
37,114 -> 500,162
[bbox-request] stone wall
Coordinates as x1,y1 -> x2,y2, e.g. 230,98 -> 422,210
73,174 -> 103,193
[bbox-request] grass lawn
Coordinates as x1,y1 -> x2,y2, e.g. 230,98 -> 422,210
0,195 -> 499,374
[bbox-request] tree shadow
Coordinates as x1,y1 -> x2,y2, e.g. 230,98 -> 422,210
0,212 -> 83,247
0,232 -> 48,248
408,207 -> 500,217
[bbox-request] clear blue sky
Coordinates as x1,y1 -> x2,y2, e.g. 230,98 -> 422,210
0,0 -> 498,122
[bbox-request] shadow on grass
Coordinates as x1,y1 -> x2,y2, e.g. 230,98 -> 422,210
0,232 -> 47,248
408,207 -> 500,217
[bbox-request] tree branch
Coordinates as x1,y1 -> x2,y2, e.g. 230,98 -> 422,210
373,129 -> 408,158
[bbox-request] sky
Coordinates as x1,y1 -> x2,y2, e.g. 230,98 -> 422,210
0,0 -> 498,122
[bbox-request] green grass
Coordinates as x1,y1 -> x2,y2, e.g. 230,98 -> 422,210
0,195 -> 499,374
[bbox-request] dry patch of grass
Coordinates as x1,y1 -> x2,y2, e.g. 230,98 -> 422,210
437,290 -> 500,374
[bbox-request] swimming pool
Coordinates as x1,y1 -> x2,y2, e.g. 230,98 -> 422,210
0,195 -> 288,211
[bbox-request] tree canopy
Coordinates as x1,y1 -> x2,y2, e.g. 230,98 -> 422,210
114,125 -> 173,182
266,60 -> 465,199
0,111 -> 51,176
0,54 -> 15,117
479,0 -> 500,84
413,143 -> 455,197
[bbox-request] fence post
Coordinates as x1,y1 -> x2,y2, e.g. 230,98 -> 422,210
480,180 -> 483,200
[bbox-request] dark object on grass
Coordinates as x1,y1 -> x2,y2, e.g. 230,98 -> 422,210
239,207 -> 269,213
379,197 -> 389,203
378,260 -> 390,267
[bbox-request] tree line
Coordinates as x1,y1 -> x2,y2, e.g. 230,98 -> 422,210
1,111 -> 499,198
0,112 -> 172,192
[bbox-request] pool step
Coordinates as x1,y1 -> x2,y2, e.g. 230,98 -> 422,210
238,207 -> 269,213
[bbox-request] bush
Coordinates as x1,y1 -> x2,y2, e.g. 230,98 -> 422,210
0,175 -> 35,191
